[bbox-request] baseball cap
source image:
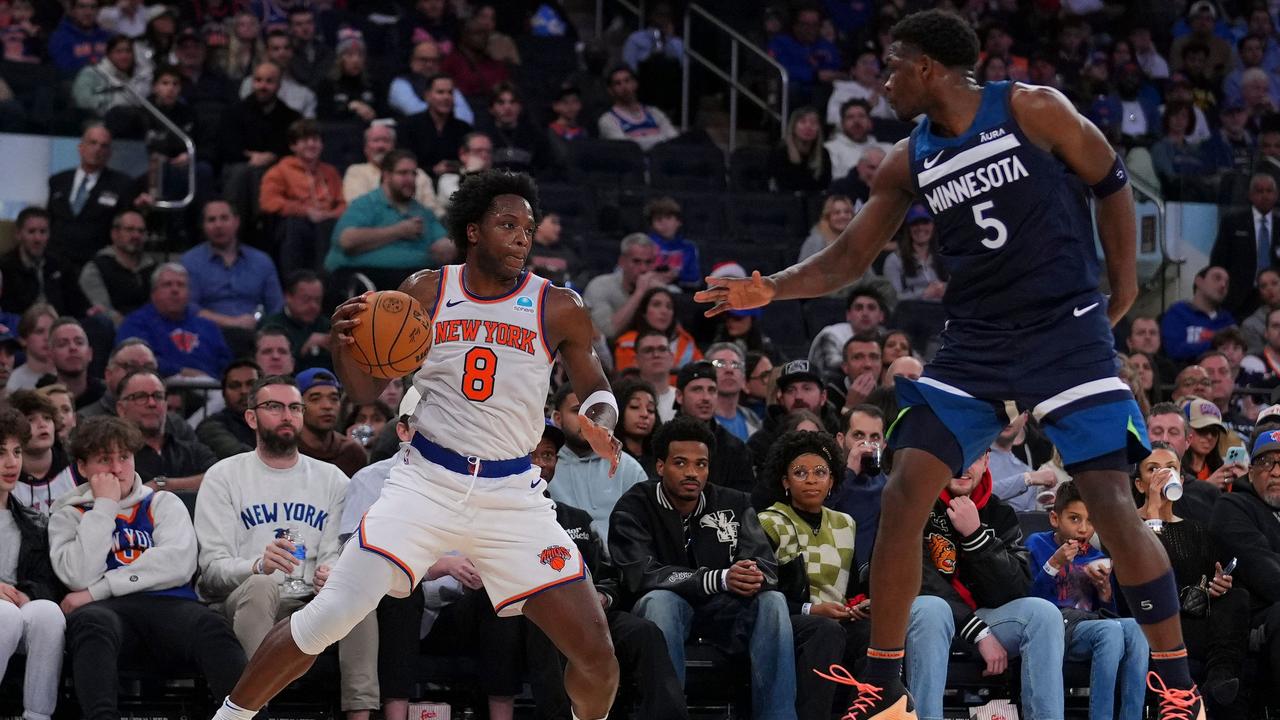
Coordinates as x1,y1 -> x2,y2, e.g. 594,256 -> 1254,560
1180,396 -> 1225,431
777,359 -> 823,389
398,386 -> 421,418
1188,0 -> 1217,18
0,330 -> 19,353
709,261 -> 746,279
542,417 -> 565,450
1252,427 -> 1280,460
1258,403 -> 1280,425
296,368 -> 342,394
676,360 -> 717,390
905,204 -> 932,225
336,27 -> 365,56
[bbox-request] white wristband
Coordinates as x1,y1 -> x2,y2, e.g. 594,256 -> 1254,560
1042,560 -> 1059,576
801,602 -> 813,615
974,627 -> 992,642
580,389 -> 619,420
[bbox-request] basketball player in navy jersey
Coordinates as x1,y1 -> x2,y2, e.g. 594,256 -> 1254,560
209,170 -> 622,720
698,11 -> 1203,720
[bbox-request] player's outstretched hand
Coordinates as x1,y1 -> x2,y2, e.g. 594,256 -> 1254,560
580,414 -> 622,477
694,271 -> 775,318
330,291 -> 376,346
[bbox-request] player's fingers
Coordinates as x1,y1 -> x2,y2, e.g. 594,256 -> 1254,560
703,301 -> 733,318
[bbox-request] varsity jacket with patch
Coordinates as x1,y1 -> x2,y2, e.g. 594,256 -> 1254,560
609,480 -> 778,601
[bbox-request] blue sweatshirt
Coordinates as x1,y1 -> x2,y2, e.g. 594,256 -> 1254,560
1160,300 -> 1236,362
826,468 -> 887,569
116,304 -> 232,379
1027,530 -> 1117,613
649,231 -> 701,288
47,17 -> 110,75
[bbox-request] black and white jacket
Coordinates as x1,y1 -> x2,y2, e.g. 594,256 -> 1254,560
609,480 -> 778,601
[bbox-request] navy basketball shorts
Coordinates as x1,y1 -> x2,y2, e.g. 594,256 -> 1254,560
888,309 -> 1150,476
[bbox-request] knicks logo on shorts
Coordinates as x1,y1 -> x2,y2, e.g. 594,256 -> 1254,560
539,545 -> 572,572
926,533 -> 957,575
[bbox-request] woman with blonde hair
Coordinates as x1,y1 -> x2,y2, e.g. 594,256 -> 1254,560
798,194 -> 854,262
221,10 -> 263,80
769,106 -> 831,193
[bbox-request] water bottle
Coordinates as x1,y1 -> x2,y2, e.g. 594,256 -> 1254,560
1158,467 -> 1183,501
351,423 -> 375,447
281,528 -> 309,594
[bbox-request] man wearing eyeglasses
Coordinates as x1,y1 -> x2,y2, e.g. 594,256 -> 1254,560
114,369 -> 217,492
80,339 -> 200,441
195,374 -> 379,720
706,342 -> 761,443
1209,427 -> 1280,697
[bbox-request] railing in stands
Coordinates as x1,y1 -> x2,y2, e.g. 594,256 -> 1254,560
1129,169 -> 1179,313
681,4 -> 789,153
593,0 -> 789,153
90,64 -> 195,211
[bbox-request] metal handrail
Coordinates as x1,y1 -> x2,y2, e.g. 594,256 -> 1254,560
91,65 -> 196,210
1129,171 -> 1175,264
681,3 -> 788,153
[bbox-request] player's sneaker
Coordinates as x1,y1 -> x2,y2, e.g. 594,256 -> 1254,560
1147,672 -> 1206,720
813,664 -> 917,720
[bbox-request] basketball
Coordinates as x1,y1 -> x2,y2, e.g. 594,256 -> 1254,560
347,290 -> 433,379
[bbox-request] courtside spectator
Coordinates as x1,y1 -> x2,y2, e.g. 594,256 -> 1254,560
674,361 -> 755,494
882,206 -> 946,304
116,263 -> 232,380
47,125 -> 147,272
196,360 -> 261,459
114,369 -> 216,491
826,404 -> 888,567
0,405 -> 65,720
295,368 -> 366,477
747,360 -> 843,472
194,375 -> 378,719
598,64 -> 676,151
988,413 -> 1059,512
1161,266 -> 1237,362
50,416 -> 246,719
1243,269 -> 1280,353
327,149 -> 450,293
547,384 -> 647,550
78,209 -> 156,326
39,384 -> 77,446
259,119 -> 346,276
610,416 -> 796,720
9,388 -> 68,489
634,328 -> 677,423
833,333 -> 882,410
216,61 -> 302,213
613,377 -> 661,476
286,6 -> 331,91
0,207 -> 86,316
825,50 -> 894,124
527,211 -> 582,287
259,270 -> 331,372
8,393 -> 75,517
706,342 -> 761,442
434,131 -> 493,211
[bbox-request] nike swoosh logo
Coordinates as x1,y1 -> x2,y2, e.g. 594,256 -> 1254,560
445,299 -> 466,307
530,477 -> 542,489
922,151 -> 945,169
1073,302 -> 1099,317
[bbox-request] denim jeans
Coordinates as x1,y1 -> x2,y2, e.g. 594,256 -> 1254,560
906,595 -> 1065,720
1066,618 -> 1148,720
633,589 -> 798,720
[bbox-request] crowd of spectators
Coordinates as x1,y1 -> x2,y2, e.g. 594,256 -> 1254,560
2,0 -> 1280,719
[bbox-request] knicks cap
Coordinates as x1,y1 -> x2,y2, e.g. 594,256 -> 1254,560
1180,396 -> 1225,431
677,360 -> 717,390
297,368 -> 342,394
777,359 -> 823,390
1257,403 -> 1280,425
398,386 -> 421,419
1251,428 -> 1280,461
542,417 -> 565,450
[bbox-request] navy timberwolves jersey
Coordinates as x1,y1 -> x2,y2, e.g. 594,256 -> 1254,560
908,81 -> 1100,329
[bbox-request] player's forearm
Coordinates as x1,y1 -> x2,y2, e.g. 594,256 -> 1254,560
1096,190 -> 1139,326
769,230 -> 875,300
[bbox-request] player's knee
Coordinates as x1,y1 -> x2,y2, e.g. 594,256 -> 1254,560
290,583 -> 384,655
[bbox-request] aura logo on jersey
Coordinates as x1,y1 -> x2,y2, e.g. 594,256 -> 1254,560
539,545 -> 572,571
434,318 -> 539,355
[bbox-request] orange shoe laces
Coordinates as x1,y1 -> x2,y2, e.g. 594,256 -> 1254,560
814,664 -> 888,720
1147,672 -> 1201,720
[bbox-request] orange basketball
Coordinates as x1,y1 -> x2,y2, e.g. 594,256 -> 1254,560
348,290 -> 433,379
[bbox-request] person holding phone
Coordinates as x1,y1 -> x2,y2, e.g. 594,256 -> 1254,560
1136,442 -> 1250,717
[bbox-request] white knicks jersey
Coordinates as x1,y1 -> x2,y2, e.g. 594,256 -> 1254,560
412,265 -> 555,460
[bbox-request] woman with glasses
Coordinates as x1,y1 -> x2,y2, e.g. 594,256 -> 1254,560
612,378 -> 659,477
612,286 -> 701,372
758,430 -> 869,720
1135,443 -> 1249,717
741,352 -> 775,421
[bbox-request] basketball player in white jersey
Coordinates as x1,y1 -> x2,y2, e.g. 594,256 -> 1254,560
211,167 -> 622,720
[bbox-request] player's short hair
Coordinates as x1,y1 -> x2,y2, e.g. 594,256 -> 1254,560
250,374 -> 298,406
652,415 -> 716,462
845,403 -> 884,432
17,303 -> 58,339
9,389 -> 61,435
760,429 -> 844,507
446,169 -> 540,263
1052,480 -> 1084,515
222,359 -> 262,389
68,416 -> 144,462
890,10 -> 980,70
0,405 -> 32,446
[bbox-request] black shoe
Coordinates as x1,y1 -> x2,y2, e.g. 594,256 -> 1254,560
814,665 -> 917,720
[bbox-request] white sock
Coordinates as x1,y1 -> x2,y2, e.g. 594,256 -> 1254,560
212,697 -> 258,720
570,712 -> 607,720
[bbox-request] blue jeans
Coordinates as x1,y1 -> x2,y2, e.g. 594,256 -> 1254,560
1066,618 -> 1148,720
633,589 -> 798,720
906,595 -> 1065,720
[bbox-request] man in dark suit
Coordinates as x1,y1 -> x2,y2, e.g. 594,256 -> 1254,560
1211,172 -> 1280,318
46,124 -> 148,273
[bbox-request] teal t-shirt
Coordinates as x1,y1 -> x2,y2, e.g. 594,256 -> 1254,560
325,188 -> 447,271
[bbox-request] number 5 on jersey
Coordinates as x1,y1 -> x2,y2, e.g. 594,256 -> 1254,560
973,200 -> 1008,249
462,347 -> 498,401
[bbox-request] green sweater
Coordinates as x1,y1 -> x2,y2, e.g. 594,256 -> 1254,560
759,502 -> 856,606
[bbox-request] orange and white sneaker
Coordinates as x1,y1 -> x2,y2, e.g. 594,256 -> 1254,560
1147,672 -> 1206,720
814,665 -> 918,720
